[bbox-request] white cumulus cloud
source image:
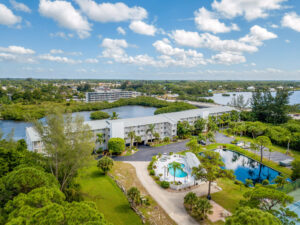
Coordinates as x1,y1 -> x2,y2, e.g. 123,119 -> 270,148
171,30 -> 257,53
39,0 -> 91,39
240,25 -> 277,46
212,0 -> 286,21
75,0 -> 147,23
0,3 -> 21,26
129,21 -> 156,36
0,45 -> 35,54
39,54 -> 81,64
117,26 -> 126,35
50,49 -> 64,54
10,0 -> 31,13
194,7 -> 239,33
211,52 -> 246,65
281,12 -> 300,32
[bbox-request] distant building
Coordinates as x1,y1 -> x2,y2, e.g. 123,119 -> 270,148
247,86 -> 255,91
162,93 -> 179,100
85,89 -> 141,102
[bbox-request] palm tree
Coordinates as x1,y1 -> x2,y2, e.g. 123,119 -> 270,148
274,175 -> 288,189
253,136 -> 272,162
169,161 -> 181,182
205,131 -> 215,144
198,133 -> 206,145
96,133 -> 104,145
134,135 -> 141,147
110,112 -> 119,120
95,133 -> 104,154
154,132 -> 160,143
127,131 -> 136,150
97,156 -> 114,175
146,124 -> 155,143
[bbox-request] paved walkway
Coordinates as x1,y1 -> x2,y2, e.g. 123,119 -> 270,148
128,161 -> 228,225
114,132 -> 233,162
249,148 -> 293,163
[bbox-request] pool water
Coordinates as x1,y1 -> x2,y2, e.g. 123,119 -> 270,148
214,149 -> 283,184
168,163 -> 188,178
287,201 -> 300,225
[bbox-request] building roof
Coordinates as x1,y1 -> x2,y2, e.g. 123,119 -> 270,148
109,114 -> 176,127
185,152 -> 200,169
26,127 -> 41,142
26,106 -> 237,143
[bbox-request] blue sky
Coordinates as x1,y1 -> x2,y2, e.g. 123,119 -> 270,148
0,0 -> 300,80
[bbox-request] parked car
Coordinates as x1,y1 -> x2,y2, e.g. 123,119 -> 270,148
198,140 -> 206,145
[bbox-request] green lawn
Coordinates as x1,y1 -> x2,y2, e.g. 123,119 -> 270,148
77,161 -> 143,225
211,178 -> 248,213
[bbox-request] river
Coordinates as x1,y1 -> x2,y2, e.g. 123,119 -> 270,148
206,90 -> 300,106
0,105 -> 157,140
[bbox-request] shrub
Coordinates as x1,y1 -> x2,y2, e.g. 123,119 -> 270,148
245,179 -> 253,187
127,187 -> 141,207
90,111 -> 110,120
96,147 -> 103,154
262,179 -> 270,185
150,170 -> 155,176
163,137 -> 170,143
160,181 -> 170,189
169,152 -> 173,155
291,160 -> 300,181
108,138 -> 125,155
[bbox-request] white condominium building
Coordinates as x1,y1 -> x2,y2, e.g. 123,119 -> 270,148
85,89 -> 140,102
26,106 -> 236,153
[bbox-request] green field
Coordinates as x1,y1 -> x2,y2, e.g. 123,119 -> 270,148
77,161 -> 143,225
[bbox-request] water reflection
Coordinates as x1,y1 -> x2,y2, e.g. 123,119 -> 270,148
0,106 -> 156,140
215,149 -> 282,184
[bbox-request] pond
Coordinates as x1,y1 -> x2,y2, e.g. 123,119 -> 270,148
0,105 -> 157,140
205,90 -> 300,106
215,149 -> 283,184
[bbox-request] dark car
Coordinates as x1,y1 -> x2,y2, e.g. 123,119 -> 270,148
198,140 -> 206,145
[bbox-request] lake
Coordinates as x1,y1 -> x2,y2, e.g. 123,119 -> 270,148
0,105 -> 157,140
206,90 -> 300,106
215,149 -> 282,184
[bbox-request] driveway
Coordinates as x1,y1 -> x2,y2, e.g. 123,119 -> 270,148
114,132 -> 233,162
114,140 -> 190,161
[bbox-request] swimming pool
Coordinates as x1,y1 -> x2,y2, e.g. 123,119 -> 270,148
168,163 -> 188,178
287,201 -> 300,225
214,149 -> 283,184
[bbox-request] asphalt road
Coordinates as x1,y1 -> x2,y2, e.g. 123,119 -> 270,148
114,132 -> 234,162
113,139 -> 190,161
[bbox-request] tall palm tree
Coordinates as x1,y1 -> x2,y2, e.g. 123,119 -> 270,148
127,131 -> 136,150
169,161 -> 181,182
95,133 -> 104,153
205,131 -> 215,144
146,124 -> 155,143
110,112 -> 119,120
96,133 -> 104,145
134,135 -> 141,147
